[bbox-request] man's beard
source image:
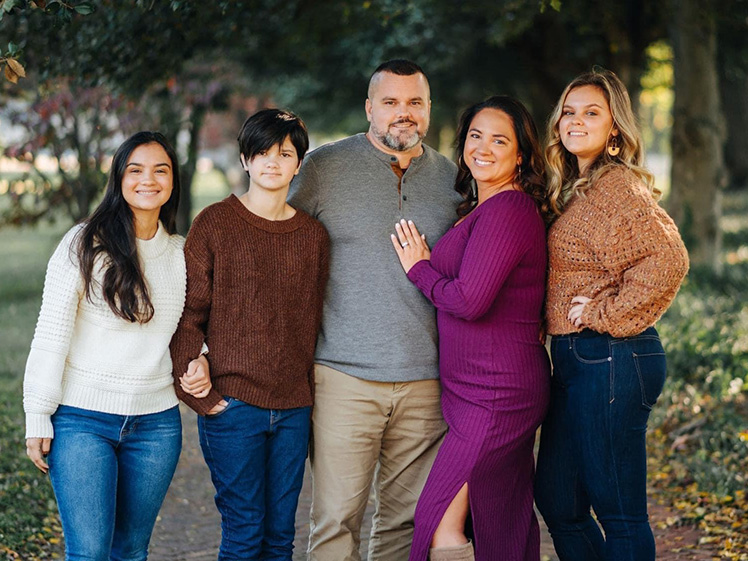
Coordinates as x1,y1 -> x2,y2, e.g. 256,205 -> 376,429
371,119 -> 428,152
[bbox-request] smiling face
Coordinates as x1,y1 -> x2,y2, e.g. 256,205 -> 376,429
365,71 -> 431,154
241,135 -> 300,193
121,142 -> 174,221
463,108 -> 521,194
558,84 -> 617,172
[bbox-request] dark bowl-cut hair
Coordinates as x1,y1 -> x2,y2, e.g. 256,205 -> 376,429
76,131 -> 181,323
370,59 -> 427,81
237,108 -> 309,166
454,95 -> 550,222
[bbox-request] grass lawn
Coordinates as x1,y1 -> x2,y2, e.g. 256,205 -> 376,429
0,223 -> 67,559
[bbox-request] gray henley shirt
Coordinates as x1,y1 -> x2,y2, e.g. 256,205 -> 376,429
289,133 -> 460,382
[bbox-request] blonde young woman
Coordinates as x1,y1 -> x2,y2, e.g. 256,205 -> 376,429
533,69 -> 689,561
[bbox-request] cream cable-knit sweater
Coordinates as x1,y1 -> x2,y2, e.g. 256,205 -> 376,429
23,223 -> 186,439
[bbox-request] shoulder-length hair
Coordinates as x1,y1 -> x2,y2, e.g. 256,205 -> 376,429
545,67 -> 656,217
454,95 -> 549,221
76,131 -> 181,323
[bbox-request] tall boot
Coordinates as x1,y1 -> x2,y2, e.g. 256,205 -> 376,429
429,540 -> 475,561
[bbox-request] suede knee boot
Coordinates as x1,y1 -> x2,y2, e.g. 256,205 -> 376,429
429,540 -> 475,561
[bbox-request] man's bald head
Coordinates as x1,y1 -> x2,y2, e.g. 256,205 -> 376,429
367,59 -> 430,100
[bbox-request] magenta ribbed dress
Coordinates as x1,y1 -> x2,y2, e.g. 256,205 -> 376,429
406,191 -> 551,561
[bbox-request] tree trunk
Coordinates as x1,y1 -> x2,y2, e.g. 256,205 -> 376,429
668,0 -> 726,272
718,64 -> 748,191
176,104 -> 207,235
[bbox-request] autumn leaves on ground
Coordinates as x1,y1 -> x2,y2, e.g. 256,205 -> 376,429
0,193 -> 747,560
643,190 -> 748,560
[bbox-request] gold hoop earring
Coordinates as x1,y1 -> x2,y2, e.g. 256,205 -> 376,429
607,135 -> 621,157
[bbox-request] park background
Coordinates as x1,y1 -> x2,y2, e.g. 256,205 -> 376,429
0,1 -> 746,559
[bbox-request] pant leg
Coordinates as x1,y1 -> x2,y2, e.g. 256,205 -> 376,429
110,406 -> 182,561
582,330 -> 665,561
198,397 -> 269,561
261,406 -> 311,561
308,364 -> 389,561
370,378 -> 446,561
534,336 -> 605,561
48,406 -> 119,561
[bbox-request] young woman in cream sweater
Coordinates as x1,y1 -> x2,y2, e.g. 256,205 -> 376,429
23,131 -> 207,561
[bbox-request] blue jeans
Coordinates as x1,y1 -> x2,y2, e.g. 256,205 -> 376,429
534,327 -> 667,561
198,398 -> 310,561
48,405 -> 182,561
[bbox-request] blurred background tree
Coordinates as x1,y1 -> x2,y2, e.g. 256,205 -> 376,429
3,81 -> 134,224
2,0 -> 744,269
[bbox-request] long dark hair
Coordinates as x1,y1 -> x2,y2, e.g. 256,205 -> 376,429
454,95 -> 549,221
76,131 -> 181,323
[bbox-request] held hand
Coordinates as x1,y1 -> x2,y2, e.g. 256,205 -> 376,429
180,354 -> 212,398
26,437 -> 52,474
568,295 -> 591,328
391,219 -> 430,274
206,399 -> 228,416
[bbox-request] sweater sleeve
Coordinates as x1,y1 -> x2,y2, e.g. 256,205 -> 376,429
406,197 -> 531,321
581,181 -> 690,337
288,156 -> 321,218
309,228 -> 330,401
23,228 -> 84,438
169,217 -> 222,415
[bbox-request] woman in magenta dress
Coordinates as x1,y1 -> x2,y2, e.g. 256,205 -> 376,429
391,96 -> 551,561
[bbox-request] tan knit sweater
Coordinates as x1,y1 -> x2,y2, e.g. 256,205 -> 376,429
545,166 -> 689,337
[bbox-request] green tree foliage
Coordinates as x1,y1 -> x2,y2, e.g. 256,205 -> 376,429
0,0 -> 736,256
1,2 -> 251,230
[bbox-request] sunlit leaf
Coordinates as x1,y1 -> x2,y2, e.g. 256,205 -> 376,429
4,62 -> 19,83
73,2 -> 95,14
6,58 -> 25,78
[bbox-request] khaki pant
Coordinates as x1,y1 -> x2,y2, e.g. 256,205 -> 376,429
308,364 -> 446,561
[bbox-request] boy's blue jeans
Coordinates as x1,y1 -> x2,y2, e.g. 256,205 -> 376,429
534,327 -> 666,561
48,405 -> 182,561
198,398 -> 310,561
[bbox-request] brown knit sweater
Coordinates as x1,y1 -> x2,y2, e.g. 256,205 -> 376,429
546,166 -> 689,337
170,195 -> 329,415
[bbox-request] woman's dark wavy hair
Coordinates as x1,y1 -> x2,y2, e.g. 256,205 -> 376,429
454,95 -> 550,222
76,131 -> 180,323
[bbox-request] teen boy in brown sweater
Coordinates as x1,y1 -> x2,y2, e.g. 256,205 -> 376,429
170,109 -> 329,561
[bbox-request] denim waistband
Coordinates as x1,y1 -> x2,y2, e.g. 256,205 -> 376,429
552,326 -> 658,343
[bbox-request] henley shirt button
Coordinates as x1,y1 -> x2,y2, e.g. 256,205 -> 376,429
403,195 -> 408,201
391,157 -> 397,162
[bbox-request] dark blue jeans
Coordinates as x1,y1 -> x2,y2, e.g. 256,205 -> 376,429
48,405 -> 182,561
198,398 -> 310,561
534,327 -> 667,561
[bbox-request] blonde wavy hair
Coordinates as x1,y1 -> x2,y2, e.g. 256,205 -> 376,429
545,68 -> 657,217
